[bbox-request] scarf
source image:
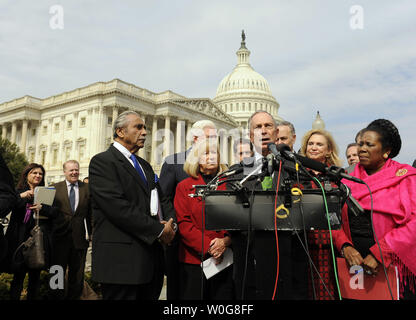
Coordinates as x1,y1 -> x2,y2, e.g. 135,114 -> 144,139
343,159 -> 416,292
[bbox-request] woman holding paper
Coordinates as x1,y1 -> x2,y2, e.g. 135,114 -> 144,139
333,119 -> 416,299
3,163 -> 57,300
174,139 -> 234,300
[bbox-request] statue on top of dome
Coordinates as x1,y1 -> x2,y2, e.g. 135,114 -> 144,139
241,30 -> 246,42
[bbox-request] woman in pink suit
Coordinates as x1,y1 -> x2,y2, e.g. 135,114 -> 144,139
333,119 -> 416,299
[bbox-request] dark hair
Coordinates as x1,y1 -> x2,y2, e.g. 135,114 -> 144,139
354,129 -> 365,143
16,163 -> 46,190
362,119 -> 401,158
345,142 -> 358,156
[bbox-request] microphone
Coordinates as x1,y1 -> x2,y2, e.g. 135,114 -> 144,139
293,154 -> 364,184
221,167 -> 244,177
276,143 -> 296,160
267,153 -> 275,175
267,142 -> 279,156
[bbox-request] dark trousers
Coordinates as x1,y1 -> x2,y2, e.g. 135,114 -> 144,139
100,256 -> 164,300
250,231 -> 309,300
101,280 -> 163,300
179,262 -> 234,300
10,269 -> 41,300
231,231 -> 257,300
51,236 -> 87,300
163,234 -> 181,300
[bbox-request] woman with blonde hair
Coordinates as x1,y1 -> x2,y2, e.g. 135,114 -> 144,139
299,128 -> 342,300
300,129 -> 342,167
174,139 -> 233,300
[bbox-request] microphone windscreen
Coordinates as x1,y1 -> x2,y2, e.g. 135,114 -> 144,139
276,143 -> 291,153
267,142 -> 278,155
294,154 -> 327,173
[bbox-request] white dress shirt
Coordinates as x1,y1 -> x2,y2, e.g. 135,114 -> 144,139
113,141 -> 146,177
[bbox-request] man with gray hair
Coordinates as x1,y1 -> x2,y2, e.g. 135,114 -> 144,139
89,110 -> 176,300
159,119 -> 217,300
276,121 -> 296,151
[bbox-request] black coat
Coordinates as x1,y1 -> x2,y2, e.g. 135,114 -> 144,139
0,154 -> 18,263
159,150 -> 190,200
88,145 -> 176,285
2,187 -> 58,273
51,180 -> 92,249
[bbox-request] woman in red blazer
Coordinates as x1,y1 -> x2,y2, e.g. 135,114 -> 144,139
174,139 -> 233,300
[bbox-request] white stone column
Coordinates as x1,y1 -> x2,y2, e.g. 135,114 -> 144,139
164,116 -> 171,158
176,119 -> 185,153
10,121 -> 17,144
87,108 -> 94,160
95,106 -> 104,154
229,136 -> 235,165
34,121 -> 42,163
46,118 -> 53,169
59,115 -> 65,165
150,116 -> 158,166
1,124 -> 7,140
112,106 -> 119,129
220,131 -> 229,166
71,112 -> 79,159
21,119 -> 28,153
139,114 -> 146,160
186,120 -> 193,150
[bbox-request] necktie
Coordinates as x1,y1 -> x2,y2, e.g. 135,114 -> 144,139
130,154 -> 148,185
69,184 -> 76,213
261,176 -> 273,190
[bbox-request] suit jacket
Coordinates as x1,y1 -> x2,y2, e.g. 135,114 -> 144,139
52,180 -> 91,249
159,150 -> 190,201
88,144 -> 176,285
0,154 -> 17,262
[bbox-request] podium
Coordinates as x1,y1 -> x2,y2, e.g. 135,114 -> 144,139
204,189 -> 343,231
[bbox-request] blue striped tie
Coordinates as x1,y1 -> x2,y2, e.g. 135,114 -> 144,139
130,154 -> 148,186
69,184 -> 76,213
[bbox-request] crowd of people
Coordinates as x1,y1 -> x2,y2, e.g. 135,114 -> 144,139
0,109 -> 415,301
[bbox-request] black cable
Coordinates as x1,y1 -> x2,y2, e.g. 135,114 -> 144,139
295,160 -> 339,300
294,160 -> 317,300
363,181 -> 394,300
200,197 -> 205,300
240,178 -> 258,300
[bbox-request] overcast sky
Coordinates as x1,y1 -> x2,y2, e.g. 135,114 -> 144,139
1,0 -> 415,165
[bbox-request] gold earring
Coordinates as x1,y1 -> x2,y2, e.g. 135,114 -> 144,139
383,153 -> 388,159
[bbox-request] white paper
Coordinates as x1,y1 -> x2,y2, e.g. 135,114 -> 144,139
201,248 -> 233,280
84,218 -> 90,241
33,186 -> 56,206
150,188 -> 159,216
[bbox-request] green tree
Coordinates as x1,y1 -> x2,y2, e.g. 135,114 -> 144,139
0,138 -> 29,187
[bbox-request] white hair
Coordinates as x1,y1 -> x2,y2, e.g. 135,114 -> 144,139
190,120 -> 216,138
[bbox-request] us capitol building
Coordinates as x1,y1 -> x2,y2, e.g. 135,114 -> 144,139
0,32 -> 283,184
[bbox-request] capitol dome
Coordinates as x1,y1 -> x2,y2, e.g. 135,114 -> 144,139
213,31 -> 282,129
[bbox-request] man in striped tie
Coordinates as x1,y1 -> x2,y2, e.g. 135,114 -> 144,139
89,110 -> 177,300
51,160 -> 92,299
233,111 -> 309,300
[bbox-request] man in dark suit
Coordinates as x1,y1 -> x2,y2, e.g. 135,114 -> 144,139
159,119 -> 217,300
51,160 -> 92,299
233,112 -> 309,300
0,154 -> 18,263
89,110 -> 176,300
